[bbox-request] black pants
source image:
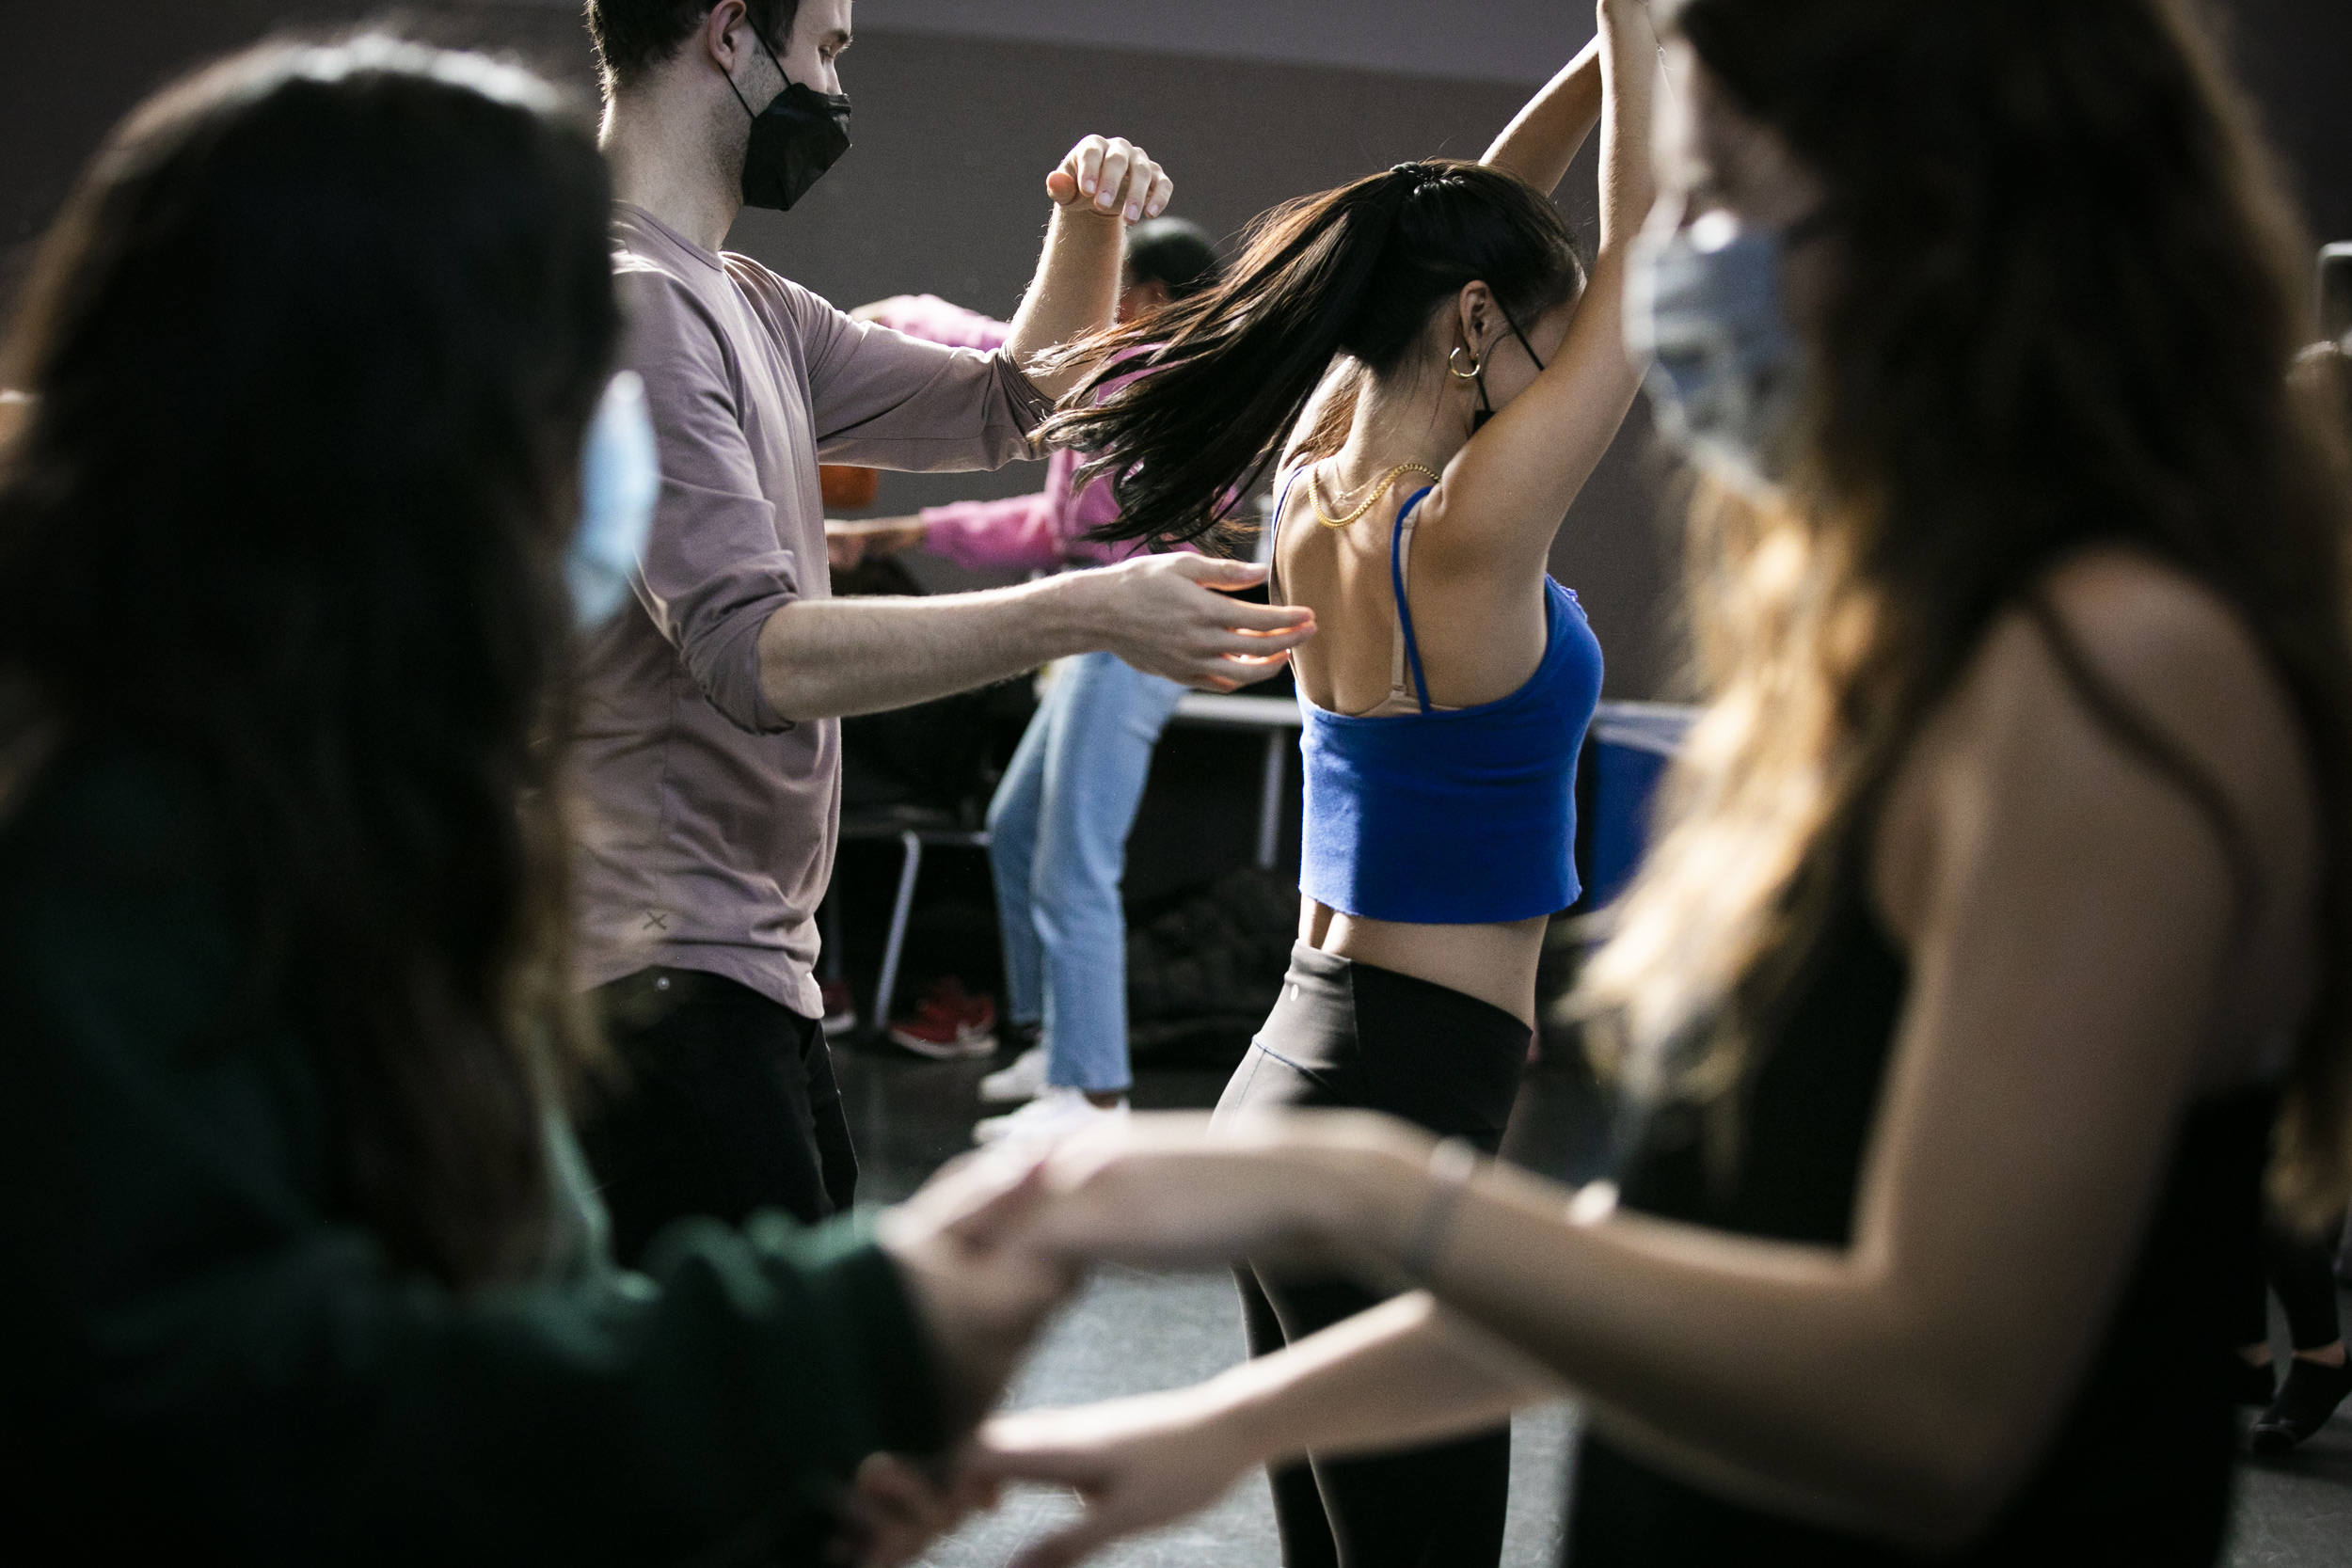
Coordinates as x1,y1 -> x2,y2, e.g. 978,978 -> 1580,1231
581,967 -> 858,1268
2240,1208 -> 2349,1352
1217,942 -> 1534,1568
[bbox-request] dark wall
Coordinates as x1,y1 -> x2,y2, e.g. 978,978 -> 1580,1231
3,2 -> 2345,698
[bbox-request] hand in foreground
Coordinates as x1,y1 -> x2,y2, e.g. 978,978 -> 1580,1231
834,1452 -> 997,1568
1025,1110 -> 1422,1273
968,1390 -> 1257,1568
879,1152 -> 1083,1435
1045,136 -> 1172,226
1075,557 -> 1314,691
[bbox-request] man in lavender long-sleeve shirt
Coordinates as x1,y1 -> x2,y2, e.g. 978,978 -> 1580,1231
576,0 -> 1311,1264
838,221 -> 1232,1145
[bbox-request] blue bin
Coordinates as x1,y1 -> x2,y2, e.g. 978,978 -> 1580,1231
1576,703 -> 1696,911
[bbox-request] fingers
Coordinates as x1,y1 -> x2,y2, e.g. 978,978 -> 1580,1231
897,1146 -> 1048,1240
1212,597 -> 1318,636
843,1454 -> 967,1568
1010,1514 -> 1129,1568
1165,557 -> 1312,613
1184,626 -> 1311,660
1056,136 -> 1170,222
1170,555 -> 1267,588
939,1156 -> 1052,1248
1167,651 -> 1292,696
1066,135 -> 1108,207
1209,650 -> 1295,690
1092,141 -> 1134,216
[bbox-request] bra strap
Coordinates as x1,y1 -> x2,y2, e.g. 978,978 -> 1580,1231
1268,465 -> 1309,606
1391,485 -> 1438,714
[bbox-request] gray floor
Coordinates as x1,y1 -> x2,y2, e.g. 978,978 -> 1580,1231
837,1048 -> 2352,1568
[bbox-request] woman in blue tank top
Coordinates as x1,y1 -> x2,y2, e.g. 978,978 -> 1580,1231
1035,9 -> 1660,1563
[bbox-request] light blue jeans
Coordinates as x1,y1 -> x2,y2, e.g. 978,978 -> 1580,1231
988,652 -> 1186,1093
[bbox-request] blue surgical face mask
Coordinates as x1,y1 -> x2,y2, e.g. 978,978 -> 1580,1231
569,372 -> 659,630
1625,207 -> 1811,499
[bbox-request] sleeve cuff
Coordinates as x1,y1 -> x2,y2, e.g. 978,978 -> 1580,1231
785,1212 -> 948,1458
993,350 -> 1057,441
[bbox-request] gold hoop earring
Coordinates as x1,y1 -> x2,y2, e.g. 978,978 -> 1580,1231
1448,346 -> 1483,382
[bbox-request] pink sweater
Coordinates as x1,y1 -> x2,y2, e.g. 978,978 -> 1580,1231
864,293 -> 1167,574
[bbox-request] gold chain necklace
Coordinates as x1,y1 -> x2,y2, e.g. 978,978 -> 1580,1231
1309,461 -> 1444,529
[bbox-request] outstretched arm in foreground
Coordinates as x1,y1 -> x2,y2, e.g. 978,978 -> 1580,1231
972,1291 -> 1558,1568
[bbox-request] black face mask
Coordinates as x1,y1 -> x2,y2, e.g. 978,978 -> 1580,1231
1470,309 -> 1548,434
724,29 -> 851,212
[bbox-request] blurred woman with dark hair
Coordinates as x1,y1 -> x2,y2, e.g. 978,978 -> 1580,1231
0,37 -> 1062,1563
964,2 -> 2352,1565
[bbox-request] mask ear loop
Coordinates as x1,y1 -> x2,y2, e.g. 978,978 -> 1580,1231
1499,305 -> 1548,376
724,16 -> 792,120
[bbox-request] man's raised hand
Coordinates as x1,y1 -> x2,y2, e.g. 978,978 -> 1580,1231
1046,136 -> 1173,225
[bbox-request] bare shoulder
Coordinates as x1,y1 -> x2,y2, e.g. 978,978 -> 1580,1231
1881,547 -> 2316,932
2008,549 -> 2305,795
1943,548 -> 2307,798
2037,548 -> 2271,692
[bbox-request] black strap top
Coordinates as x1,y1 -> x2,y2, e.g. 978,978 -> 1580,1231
1567,899 -> 2274,1567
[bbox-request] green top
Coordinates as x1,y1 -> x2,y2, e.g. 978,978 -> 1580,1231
0,743 -> 943,1561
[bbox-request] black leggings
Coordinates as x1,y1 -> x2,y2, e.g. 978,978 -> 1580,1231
2239,1209 -> 2349,1352
1217,942 -> 1533,1568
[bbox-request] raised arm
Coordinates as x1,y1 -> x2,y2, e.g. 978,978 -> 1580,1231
1483,36 -> 1606,195
1005,137 -> 1174,401
1414,0 -> 1661,577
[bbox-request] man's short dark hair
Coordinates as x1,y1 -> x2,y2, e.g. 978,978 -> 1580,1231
586,0 -> 801,93
1126,219 -> 1222,302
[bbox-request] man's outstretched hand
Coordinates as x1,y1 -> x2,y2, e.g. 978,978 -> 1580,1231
1070,556 -> 1315,692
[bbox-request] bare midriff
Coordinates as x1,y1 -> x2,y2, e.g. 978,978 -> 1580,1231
1301,900 -> 1549,1027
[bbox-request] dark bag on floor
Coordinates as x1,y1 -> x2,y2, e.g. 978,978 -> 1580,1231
1125,868 -> 1299,1069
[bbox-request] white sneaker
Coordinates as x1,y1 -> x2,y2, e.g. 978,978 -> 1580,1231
973,1087 -> 1130,1148
978,1045 -> 1049,1104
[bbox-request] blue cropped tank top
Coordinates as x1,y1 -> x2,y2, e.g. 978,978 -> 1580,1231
1275,467 -> 1604,925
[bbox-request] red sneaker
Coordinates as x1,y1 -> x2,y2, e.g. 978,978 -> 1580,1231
887,977 -> 998,1060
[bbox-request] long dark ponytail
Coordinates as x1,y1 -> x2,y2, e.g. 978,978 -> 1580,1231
1044,159 -> 1582,549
